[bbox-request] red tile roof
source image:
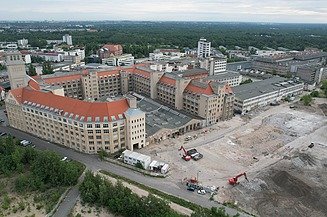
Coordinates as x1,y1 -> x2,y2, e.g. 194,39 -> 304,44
43,74 -> 82,84
184,82 -> 214,95
9,88 -> 24,103
97,70 -> 121,77
28,78 -> 40,90
10,87 -> 129,122
158,75 -> 176,86
133,68 -> 150,78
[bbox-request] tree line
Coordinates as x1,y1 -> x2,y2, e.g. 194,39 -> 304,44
0,136 -> 84,192
80,171 -> 233,217
0,22 -> 326,58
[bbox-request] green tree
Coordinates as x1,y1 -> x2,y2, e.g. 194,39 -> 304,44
310,91 -> 319,97
240,79 -> 253,85
300,94 -> 313,106
28,64 -> 37,76
98,149 -> 108,161
0,63 -> 6,70
42,61 -> 54,75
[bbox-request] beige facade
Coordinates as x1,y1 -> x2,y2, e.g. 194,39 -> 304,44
6,52 -> 28,89
6,52 -> 235,156
37,66 -> 234,126
82,71 -> 100,100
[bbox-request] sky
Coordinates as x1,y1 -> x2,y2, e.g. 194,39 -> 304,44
1,0 -> 326,23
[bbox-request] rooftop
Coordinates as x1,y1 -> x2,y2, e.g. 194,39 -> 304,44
172,68 -> 208,78
232,77 -> 303,101
135,95 -> 194,137
205,71 -> 241,81
10,86 -> 130,122
184,80 -> 214,95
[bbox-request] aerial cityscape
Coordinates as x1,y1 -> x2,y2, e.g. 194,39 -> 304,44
0,1 -> 326,217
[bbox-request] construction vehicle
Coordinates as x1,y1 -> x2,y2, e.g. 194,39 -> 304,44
178,146 -> 192,161
178,146 -> 203,161
183,177 -> 199,191
228,172 -> 248,185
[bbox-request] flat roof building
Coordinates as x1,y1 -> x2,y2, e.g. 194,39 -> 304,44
233,77 -> 304,114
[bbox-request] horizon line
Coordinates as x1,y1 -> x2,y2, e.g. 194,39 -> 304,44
0,20 -> 326,25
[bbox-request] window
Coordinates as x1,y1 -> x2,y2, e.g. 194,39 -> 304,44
103,124 -> 109,128
87,124 -> 92,128
104,129 -> 109,133
96,135 -> 101,140
95,124 -> 100,128
95,130 -> 101,134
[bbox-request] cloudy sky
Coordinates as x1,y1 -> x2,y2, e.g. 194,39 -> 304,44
1,0 -> 326,23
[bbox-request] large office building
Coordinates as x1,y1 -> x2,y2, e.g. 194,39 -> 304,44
197,38 -> 211,58
233,77 -> 304,114
200,57 -> 227,75
252,51 -> 327,76
5,51 -> 235,154
204,71 -> 242,87
5,52 -> 146,154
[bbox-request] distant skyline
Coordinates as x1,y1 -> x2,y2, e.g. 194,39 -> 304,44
1,0 -> 327,24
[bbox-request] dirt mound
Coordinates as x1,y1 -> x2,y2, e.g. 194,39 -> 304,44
272,171 -> 312,197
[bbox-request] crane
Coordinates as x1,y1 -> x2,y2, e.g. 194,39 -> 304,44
178,146 -> 191,161
228,172 -> 248,185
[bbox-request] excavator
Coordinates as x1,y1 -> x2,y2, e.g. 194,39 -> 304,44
178,146 -> 192,161
228,172 -> 248,185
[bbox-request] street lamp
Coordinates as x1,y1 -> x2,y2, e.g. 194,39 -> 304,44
197,170 -> 201,182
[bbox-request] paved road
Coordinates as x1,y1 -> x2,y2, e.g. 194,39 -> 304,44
53,171 -> 86,217
0,125 -> 251,217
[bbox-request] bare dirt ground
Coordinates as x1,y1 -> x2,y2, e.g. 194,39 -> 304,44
0,177 -> 46,217
71,199 -> 116,217
139,97 -> 327,217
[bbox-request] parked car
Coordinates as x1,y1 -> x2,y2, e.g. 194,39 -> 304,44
197,189 -> 206,195
0,132 -> 7,136
61,157 -> 68,161
20,140 -> 32,147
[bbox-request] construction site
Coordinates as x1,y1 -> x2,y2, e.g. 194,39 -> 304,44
139,97 -> 327,217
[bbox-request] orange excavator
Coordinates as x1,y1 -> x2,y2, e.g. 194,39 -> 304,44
228,172 -> 248,185
178,146 -> 192,161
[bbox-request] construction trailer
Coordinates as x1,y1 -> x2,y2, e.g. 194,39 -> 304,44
149,160 -> 170,174
122,150 -> 152,170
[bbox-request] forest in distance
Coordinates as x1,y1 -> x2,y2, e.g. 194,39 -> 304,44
0,21 -> 326,58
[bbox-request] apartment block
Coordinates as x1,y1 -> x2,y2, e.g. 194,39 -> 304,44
197,38 -> 211,58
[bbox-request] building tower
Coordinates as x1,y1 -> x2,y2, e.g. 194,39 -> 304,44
5,52 -> 28,89
63,34 -> 73,45
197,38 -> 211,58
